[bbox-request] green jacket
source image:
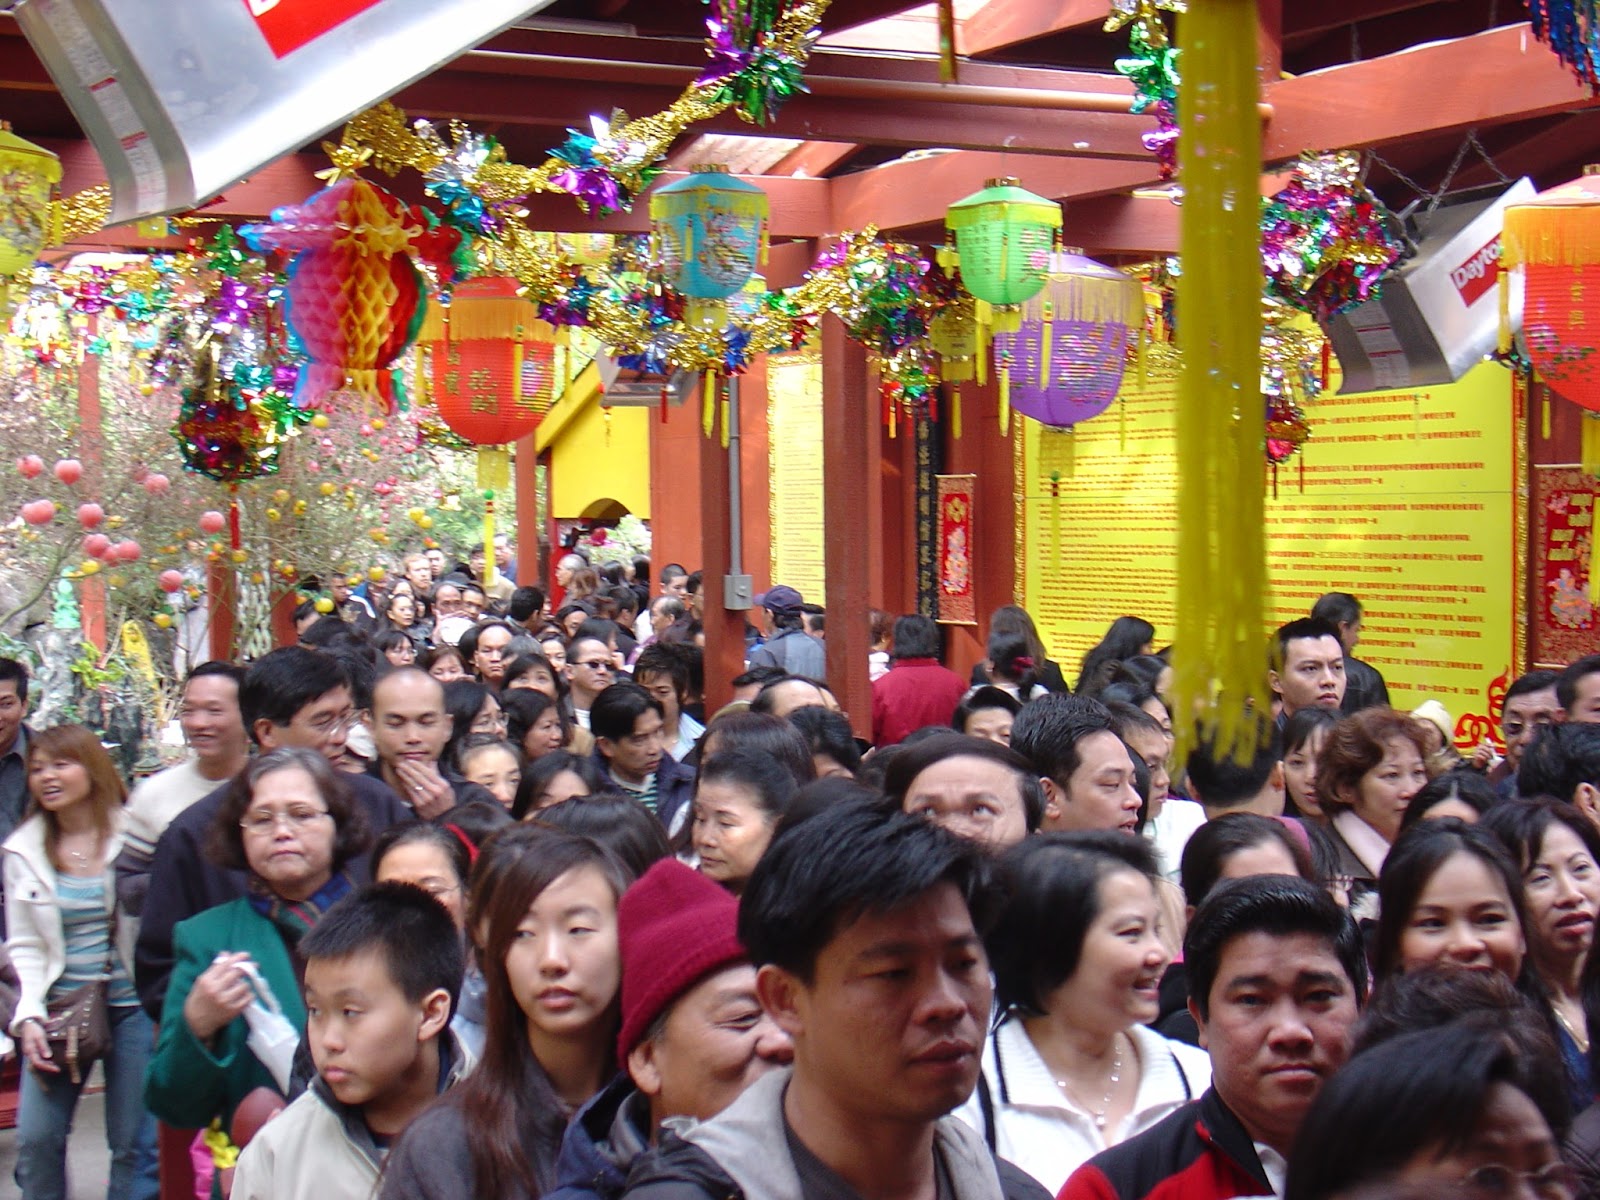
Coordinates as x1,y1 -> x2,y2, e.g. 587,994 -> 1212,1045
144,897 -> 304,1129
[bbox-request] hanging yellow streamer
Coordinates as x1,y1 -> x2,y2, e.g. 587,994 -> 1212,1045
1173,0 -> 1269,763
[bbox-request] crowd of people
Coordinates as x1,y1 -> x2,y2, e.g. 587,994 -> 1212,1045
0,555 -> 1597,1200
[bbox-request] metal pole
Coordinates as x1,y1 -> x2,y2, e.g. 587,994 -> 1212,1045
722,375 -> 752,611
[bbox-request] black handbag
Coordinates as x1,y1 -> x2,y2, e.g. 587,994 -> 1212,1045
39,898 -> 116,1084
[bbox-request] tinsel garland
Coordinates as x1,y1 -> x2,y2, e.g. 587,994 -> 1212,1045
1527,0 -> 1600,94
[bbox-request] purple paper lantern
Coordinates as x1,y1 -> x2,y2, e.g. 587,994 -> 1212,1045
991,252 -> 1143,429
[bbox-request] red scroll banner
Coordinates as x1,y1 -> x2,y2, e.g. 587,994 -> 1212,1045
244,0 -> 385,59
936,474 -> 977,625
1533,467 -> 1600,664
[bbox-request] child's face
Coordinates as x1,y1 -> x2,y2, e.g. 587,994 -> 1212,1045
305,950 -> 443,1112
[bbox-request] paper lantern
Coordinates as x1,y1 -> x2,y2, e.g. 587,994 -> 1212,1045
990,252 -> 1143,436
0,123 -> 60,311
945,178 -> 1061,330
650,165 -> 768,328
242,178 -> 460,413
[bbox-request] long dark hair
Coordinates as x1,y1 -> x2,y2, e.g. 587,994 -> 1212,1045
444,827 -> 630,1197
1077,616 -> 1155,696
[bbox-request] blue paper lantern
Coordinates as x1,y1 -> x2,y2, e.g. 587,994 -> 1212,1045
649,164 -> 768,327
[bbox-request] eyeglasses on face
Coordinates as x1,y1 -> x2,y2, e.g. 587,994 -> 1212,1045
240,806 -> 330,835
574,660 -> 613,671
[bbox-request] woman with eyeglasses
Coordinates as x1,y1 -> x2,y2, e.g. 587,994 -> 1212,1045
145,747 -> 370,1138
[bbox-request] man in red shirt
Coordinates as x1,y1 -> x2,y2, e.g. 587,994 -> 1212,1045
871,614 -> 968,747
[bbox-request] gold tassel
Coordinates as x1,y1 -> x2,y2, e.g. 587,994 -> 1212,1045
952,390 -> 963,440
888,397 -> 898,439
937,0 -> 957,82
1049,470 -> 1061,565
512,341 -> 525,407
481,490 -> 497,587
702,372 -> 715,438
1498,267 -> 1513,356
719,389 -> 730,450
1584,413 -> 1600,478
999,364 -> 1011,436
1172,0 -> 1267,765
1543,396 -> 1552,440
1039,303 -> 1053,389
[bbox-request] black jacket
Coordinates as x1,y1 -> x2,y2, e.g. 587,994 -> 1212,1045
1340,656 -> 1390,715
133,769 -> 411,1017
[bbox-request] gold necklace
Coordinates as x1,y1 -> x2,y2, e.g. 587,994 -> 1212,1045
1555,1004 -> 1590,1054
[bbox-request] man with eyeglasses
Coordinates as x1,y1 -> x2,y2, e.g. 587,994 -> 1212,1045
566,634 -> 618,731
134,647 -> 412,1019
1479,669 -> 1563,800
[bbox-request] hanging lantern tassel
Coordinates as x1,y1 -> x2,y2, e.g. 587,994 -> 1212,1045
719,386 -> 730,450
482,490 -> 496,586
1584,413 -> 1600,479
951,389 -> 963,439
1498,265 -> 1513,356
937,0 -> 957,82
999,363 -> 1011,435
1049,470 -> 1061,567
1039,303 -> 1053,389
1172,0 -> 1269,764
702,373 -> 716,438
1542,395 -> 1552,440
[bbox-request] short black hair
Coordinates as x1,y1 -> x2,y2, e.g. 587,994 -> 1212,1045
1178,812 -> 1314,908
239,648 -> 350,745
685,570 -> 703,596
0,656 -> 28,704
302,882 -> 465,1012
1281,705 -> 1339,755
508,586 -> 546,623
1009,693 -> 1116,786
1516,721 -> 1600,802
1185,874 -> 1366,1021
1284,1021 -> 1559,1200
987,831 -> 1161,1013
952,686 -> 1021,734
590,682 -> 663,744
299,616 -> 352,648
1397,768 -> 1498,832
889,614 -> 942,661
786,706 -> 862,775
1105,700 -> 1165,742
534,792 -> 671,879
372,821 -> 472,892
1558,654 -> 1600,712
1273,617 -> 1342,668
185,660 -> 247,691
208,747 -> 370,874
659,563 -> 687,585
501,688 -> 567,755
1309,592 -> 1361,628
697,749 -> 802,822
1506,668 -> 1562,705
733,664 -> 789,690
512,750 -> 608,820
1373,817 -> 1528,982
703,710 -> 817,785
1184,726 -> 1284,811
738,803 -> 992,984
633,643 -> 691,701
881,732 -> 1044,833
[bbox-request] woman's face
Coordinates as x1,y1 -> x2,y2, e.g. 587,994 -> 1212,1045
463,746 -> 521,809
376,841 -> 466,928
428,655 -> 467,683
240,766 -> 336,901
541,639 -> 567,670
384,639 -> 416,668
1140,695 -> 1173,736
963,706 -> 1013,746
29,752 -> 92,813
1044,869 -> 1169,1032
1350,736 -> 1429,842
471,694 -> 506,738
1522,823 -> 1600,971
1393,1083 -> 1570,1200
692,780 -> 777,894
531,768 -> 590,812
504,864 -> 621,1045
561,610 -> 588,639
523,709 -> 567,760
510,665 -> 558,699
1398,850 -> 1525,980
1218,838 -> 1302,887
388,595 -> 415,626
1283,727 -> 1328,818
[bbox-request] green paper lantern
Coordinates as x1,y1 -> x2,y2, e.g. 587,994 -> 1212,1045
946,177 -> 1061,329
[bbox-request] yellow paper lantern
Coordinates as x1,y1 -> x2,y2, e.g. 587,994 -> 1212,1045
0,122 -> 61,310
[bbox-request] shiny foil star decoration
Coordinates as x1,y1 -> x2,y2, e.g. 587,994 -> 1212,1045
1103,0 -> 1186,38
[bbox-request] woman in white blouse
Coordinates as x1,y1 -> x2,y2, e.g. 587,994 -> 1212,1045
958,831 -> 1211,1195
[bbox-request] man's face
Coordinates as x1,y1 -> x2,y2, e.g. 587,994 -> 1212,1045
764,680 -> 835,718
556,556 -> 581,588
1122,726 -> 1173,803
1503,686 -> 1562,767
331,581 -> 351,604
1337,617 -> 1361,653
404,556 -> 431,592
424,549 -> 445,578
1568,673 -> 1600,724
367,673 -> 449,769
460,588 -> 486,618
903,756 -> 1029,851
566,639 -> 616,700
1192,930 -> 1359,1156
1273,635 -> 1347,715
631,963 -> 793,1125
433,585 -> 463,618
601,708 -> 664,783
636,671 -> 682,726
258,685 -> 357,771
495,542 -> 513,567
0,678 -> 26,755
179,675 -> 245,768
650,599 -> 677,637
1047,730 -> 1141,833
687,586 -> 704,621
305,949 -> 447,1127
472,626 -> 514,681
662,574 -> 688,601
761,883 -> 989,1126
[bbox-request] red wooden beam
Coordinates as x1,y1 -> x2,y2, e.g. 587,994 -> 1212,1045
959,0 -> 1105,59
768,141 -> 861,178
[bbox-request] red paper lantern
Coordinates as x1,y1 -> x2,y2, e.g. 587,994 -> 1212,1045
427,277 -> 558,446
1506,172 -> 1600,412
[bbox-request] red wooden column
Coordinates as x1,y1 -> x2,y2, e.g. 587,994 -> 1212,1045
78,315 -> 106,652
822,316 -> 878,739
697,377 -> 746,716
513,432 -> 540,586
941,377 -> 1018,682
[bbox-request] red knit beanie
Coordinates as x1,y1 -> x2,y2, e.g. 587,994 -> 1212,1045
616,859 -> 748,1061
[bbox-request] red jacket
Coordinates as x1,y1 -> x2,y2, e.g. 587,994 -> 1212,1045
871,658 -> 968,746
1057,1089 -> 1271,1200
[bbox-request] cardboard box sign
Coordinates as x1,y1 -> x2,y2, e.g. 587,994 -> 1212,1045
1324,177 -> 1536,394
596,355 -> 694,408
15,0 -> 554,225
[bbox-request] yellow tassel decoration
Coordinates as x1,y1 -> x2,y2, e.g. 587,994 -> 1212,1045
1584,413 -> 1600,478
1543,395 -> 1552,440
1498,266 -> 1513,356
999,364 -> 1011,436
702,373 -> 716,438
952,391 -> 963,440
1172,0 -> 1269,764
720,390 -> 730,450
